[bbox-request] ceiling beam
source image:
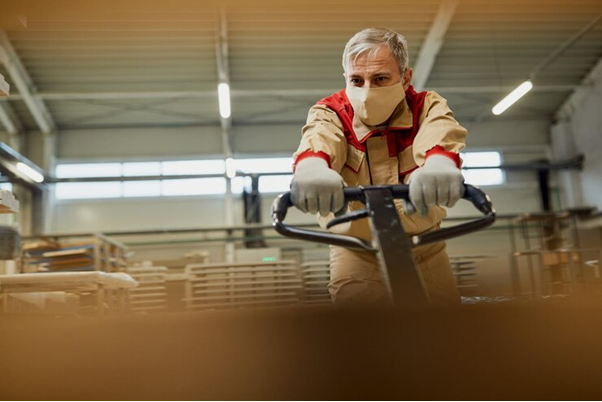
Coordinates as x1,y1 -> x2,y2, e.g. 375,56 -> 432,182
411,0 -> 459,91
214,7 -> 233,160
0,30 -> 56,134
0,73 -> 9,96
0,102 -> 22,135
555,56 -> 602,121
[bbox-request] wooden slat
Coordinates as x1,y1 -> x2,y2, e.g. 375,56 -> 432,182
189,272 -> 298,282
191,278 -> 302,288
187,266 -> 298,275
186,291 -> 298,302
186,298 -> 300,310
130,292 -> 167,299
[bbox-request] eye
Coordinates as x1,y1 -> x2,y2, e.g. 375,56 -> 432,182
375,76 -> 388,82
350,78 -> 363,85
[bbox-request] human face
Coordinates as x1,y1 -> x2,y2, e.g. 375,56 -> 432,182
344,46 -> 412,90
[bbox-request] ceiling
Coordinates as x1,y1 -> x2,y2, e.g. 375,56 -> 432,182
0,0 -> 600,139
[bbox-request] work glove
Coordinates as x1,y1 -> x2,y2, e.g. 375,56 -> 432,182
290,157 -> 345,217
404,154 -> 465,216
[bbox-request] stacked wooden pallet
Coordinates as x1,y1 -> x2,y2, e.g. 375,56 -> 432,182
300,260 -> 331,305
23,242 -> 96,272
0,271 -> 137,316
183,260 -> 303,311
127,265 -> 168,313
21,234 -> 128,273
449,255 -> 490,290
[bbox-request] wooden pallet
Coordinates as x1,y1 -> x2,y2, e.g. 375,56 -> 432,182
301,261 -> 331,305
0,271 -> 137,315
127,265 -> 168,313
21,234 -> 128,274
183,260 -> 303,311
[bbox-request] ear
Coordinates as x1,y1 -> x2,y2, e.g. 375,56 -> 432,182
402,68 -> 413,90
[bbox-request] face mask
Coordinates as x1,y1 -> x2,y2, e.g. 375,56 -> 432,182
346,82 -> 405,126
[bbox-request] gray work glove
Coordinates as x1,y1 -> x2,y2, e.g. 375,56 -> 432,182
405,154 -> 465,216
290,157 -> 345,217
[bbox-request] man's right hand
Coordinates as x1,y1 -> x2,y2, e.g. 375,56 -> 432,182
290,157 -> 345,217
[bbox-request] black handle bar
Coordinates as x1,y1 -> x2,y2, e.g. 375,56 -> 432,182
272,185 -> 496,252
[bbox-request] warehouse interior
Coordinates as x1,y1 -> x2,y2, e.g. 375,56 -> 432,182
0,0 -> 602,399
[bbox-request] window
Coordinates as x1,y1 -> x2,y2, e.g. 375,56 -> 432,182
55,163 -> 122,178
122,180 -> 161,198
234,157 -> 292,174
55,158 -> 290,200
460,151 -> 504,186
161,160 -> 225,176
259,175 -> 293,193
122,162 -> 161,177
55,182 -> 122,200
161,178 -> 226,196
54,153 -> 505,200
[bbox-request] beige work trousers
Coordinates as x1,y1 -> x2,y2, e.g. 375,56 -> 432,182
328,239 -> 460,307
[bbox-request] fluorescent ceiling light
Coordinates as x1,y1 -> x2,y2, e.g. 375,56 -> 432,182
16,162 -> 44,183
218,83 -> 231,119
225,157 -> 236,179
492,80 -> 533,115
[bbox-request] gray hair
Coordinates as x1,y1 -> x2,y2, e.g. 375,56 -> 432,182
342,28 -> 409,74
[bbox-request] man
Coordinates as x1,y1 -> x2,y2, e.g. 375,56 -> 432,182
290,28 -> 467,307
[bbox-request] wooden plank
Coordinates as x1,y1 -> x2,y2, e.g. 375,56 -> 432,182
187,266 -> 298,275
130,292 -> 167,299
130,286 -> 166,292
189,272 -> 299,282
303,273 -> 330,279
186,298 -> 299,310
186,291 -> 298,302
130,298 -> 167,305
27,259 -> 95,271
43,248 -> 92,258
131,305 -> 167,312
192,284 -> 302,295
191,278 -> 302,288
185,260 -> 297,271
22,240 -> 61,252
129,272 -> 167,278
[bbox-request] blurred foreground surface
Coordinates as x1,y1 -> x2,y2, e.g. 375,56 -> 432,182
2,297 -> 602,400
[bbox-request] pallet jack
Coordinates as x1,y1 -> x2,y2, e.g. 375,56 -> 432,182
272,184 -> 495,307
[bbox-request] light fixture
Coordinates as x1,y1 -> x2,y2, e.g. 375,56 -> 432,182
492,80 -> 533,115
225,157 -> 236,179
16,162 -> 44,183
218,82 -> 231,119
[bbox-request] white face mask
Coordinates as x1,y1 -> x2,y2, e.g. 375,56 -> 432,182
346,82 -> 405,126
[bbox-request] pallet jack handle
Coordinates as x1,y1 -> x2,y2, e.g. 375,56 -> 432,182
271,184 -> 495,251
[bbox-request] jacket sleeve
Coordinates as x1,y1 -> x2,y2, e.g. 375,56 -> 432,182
292,104 -> 348,173
412,91 -> 467,167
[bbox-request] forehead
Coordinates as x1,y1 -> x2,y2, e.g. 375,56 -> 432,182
346,46 -> 399,76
